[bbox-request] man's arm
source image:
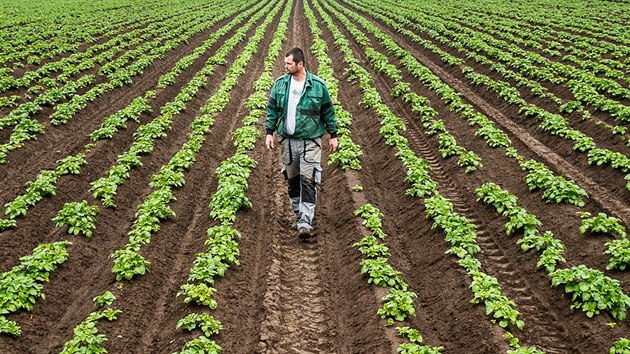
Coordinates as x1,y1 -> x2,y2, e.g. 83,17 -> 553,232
320,84 -> 337,139
320,84 -> 338,152
265,82 -> 279,150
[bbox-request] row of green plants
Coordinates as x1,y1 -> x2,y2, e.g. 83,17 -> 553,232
0,16 -> 272,345
317,1 -> 538,350
0,0 -> 189,67
0,241 -> 71,337
89,0 -> 263,141
306,6 -> 446,350
332,0 -> 592,209
371,0 -> 630,121
354,0 -> 629,132
331,0 -> 506,154
175,1 -> 289,351
475,182 -> 630,320
0,5 -> 197,102
456,49 -> 628,144
111,0 -> 279,283
469,27 -> 630,142
59,290 -> 121,354
344,0 -> 630,191
330,4 -> 483,174
459,2 -> 630,75
0,0 -> 219,72
303,0 -> 362,171
0,11 -> 268,345
47,10 -> 226,127
0,76 -> 94,165
90,1 -> 263,209
0,74 -> 94,130
578,211 -> 630,271
0,1 -> 253,236
90,96 -> 153,140
0,153 -> 86,231
330,0 -> 624,310
0,9 -> 127,68
0,3 -> 217,123
350,0 -> 630,324
1,2 -> 236,130
0,4 -> 232,166
1,24 -> 144,95
505,148 -> 588,207
354,204 -> 444,353
444,6 -> 629,78
436,19 -> 630,141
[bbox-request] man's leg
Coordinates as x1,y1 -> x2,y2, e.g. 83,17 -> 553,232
281,139 -> 301,228
296,138 -> 322,232
296,173 -> 317,231
288,176 -> 301,228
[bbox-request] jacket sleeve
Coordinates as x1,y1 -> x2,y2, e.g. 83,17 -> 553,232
265,81 -> 279,135
320,84 -> 338,138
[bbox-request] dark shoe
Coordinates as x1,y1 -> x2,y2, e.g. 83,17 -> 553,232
297,227 -> 313,240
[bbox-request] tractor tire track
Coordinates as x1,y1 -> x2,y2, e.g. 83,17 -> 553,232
255,4 -> 333,351
395,78 -> 575,354
255,161 -> 333,353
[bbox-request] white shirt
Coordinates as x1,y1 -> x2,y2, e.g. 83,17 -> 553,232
285,77 -> 305,135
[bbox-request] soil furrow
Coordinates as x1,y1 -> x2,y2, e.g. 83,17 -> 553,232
322,1 -> 630,352
254,2 -> 335,352
335,0 -> 630,226
3,1 -> 630,353
0,12 -> 238,203
0,7 -> 267,353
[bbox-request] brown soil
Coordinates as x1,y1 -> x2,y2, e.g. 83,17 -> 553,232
1,0 -> 629,353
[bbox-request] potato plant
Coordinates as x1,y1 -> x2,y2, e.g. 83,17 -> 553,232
52,201 -> 99,238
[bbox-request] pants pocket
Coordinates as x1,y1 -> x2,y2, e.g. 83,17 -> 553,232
313,165 -> 322,184
303,138 -> 322,163
280,138 -> 292,165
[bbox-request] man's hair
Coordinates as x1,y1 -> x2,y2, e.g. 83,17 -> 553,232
285,47 -> 305,66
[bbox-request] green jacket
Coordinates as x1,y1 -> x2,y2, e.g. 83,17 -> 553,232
266,70 -> 337,139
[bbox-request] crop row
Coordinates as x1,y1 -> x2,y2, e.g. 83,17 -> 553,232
326,0 -> 593,211
0,1 -> 215,68
0,5 -> 233,165
303,0 -> 362,171
357,0 -> 630,140
110,0 -> 277,283
327,0 -> 630,320
305,2 -> 443,351
174,1 -> 290,351
338,0 -> 630,193
0,241 -> 70,336
91,0 -> 264,209
0,1 -> 259,233
0,0 -> 262,342
315,0 -> 539,350
476,181 -> 630,320
0,4 -> 197,95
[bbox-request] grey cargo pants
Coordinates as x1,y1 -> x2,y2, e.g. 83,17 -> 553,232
280,137 -> 322,231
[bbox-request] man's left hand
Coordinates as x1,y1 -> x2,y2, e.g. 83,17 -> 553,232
329,137 -> 338,152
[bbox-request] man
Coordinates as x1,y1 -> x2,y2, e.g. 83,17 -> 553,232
265,47 -> 338,241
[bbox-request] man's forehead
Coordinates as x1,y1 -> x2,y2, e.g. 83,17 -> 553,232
284,55 -> 295,63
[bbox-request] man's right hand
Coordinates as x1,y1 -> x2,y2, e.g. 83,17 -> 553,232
265,134 -> 275,150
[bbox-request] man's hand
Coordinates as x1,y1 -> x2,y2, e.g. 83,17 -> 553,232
329,137 -> 338,152
265,134 -> 275,150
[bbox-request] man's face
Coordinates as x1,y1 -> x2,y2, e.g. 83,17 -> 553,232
284,55 -> 302,75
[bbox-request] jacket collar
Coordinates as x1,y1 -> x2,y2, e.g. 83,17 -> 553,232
282,70 -> 313,87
